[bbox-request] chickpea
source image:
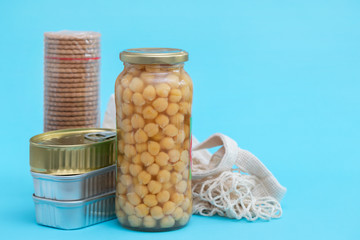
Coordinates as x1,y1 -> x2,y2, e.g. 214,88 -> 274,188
170,172 -> 182,184
156,190 -> 170,203
127,192 -> 141,206
117,154 -> 124,166
117,140 -> 125,153
163,201 -> 176,215
155,83 -> 171,97
132,154 -> 142,164
181,198 -> 191,211
174,161 -> 186,172
147,180 -> 162,194
122,103 -> 134,116
160,137 -> 175,150
117,182 -> 127,195
166,73 -> 180,88
151,131 -> 165,141
134,106 -> 143,114
175,180 -> 187,194
170,113 -> 184,126
168,149 -> 180,163
129,164 -> 142,177
138,170 -> 151,184
122,88 -> 133,103
143,215 -> 156,228
128,215 -> 142,227
120,174 -> 133,187
162,165 -> 173,171
162,182 -> 173,190
132,92 -> 146,106
179,102 -> 190,114
116,109 -> 125,121
143,85 -> 156,101
160,216 -> 175,228
116,79 -> 123,94
124,144 -> 136,158
144,123 -> 159,137
134,129 -> 148,143
178,212 -> 190,226
140,152 -> 155,166
180,150 -> 189,163
120,119 -> 133,132
163,124 -> 178,137
120,74 -> 132,88
148,141 -> 160,155
134,184 -> 148,198
155,114 -> 169,128
120,160 -> 130,174
174,130 -> 185,144
135,204 -> 149,218
142,106 -> 158,119
140,71 -> 155,83
157,169 -> 171,183
133,176 -> 140,185
117,211 -> 126,224
169,89 -> 182,103
182,169 -> 189,180
143,194 -> 158,207
116,208 -> 125,220
130,114 -> 144,129
146,163 -> 160,176
129,77 -> 144,92
135,143 -> 147,153
172,207 -> 183,221
181,86 -> 191,101
128,67 -> 141,77
152,98 -> 168,112
155,152 -> 169,166
123,132 -> 135,144
166,103 -> 179,116
171,192 -> 184,206
117,195 -> 126,207
145,65 -> 161,73
150,206 -> 164,220
123,202 -> 135,215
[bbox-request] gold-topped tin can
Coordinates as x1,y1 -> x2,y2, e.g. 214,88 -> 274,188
30,128 -> 116,175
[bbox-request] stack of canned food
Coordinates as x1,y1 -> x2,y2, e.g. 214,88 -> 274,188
29,128 -> 117,230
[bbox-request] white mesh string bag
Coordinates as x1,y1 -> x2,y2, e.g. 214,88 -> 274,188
192,134 -> 286,220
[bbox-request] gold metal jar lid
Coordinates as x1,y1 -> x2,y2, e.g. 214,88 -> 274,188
119,48 -> 188,65
30,128 -> 116,175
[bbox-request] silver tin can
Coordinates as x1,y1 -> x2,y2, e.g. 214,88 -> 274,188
33,191 -> 116,230
31,165 -> 116,201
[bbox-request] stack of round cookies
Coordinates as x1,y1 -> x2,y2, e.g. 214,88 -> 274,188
44,31 -> 101,132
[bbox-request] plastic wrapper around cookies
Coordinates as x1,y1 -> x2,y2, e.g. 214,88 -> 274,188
43,31 -> 101,132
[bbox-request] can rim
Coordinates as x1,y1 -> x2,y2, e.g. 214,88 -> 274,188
30,128 -> 116,148
32,191 -> 115,205
30,165 -> 116,181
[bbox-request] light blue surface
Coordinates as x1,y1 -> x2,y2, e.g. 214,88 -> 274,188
0,0 -> 359,239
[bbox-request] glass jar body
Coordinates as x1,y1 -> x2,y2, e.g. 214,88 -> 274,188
115,63 -> 193,231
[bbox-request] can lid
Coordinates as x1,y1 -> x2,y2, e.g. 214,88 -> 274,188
30,128 -> 116,175
120,48 -> 188,65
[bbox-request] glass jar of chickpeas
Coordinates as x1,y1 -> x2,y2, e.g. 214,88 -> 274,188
115,48 -> 193,231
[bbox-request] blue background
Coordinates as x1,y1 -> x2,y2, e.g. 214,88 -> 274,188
0,0 -> 359,239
